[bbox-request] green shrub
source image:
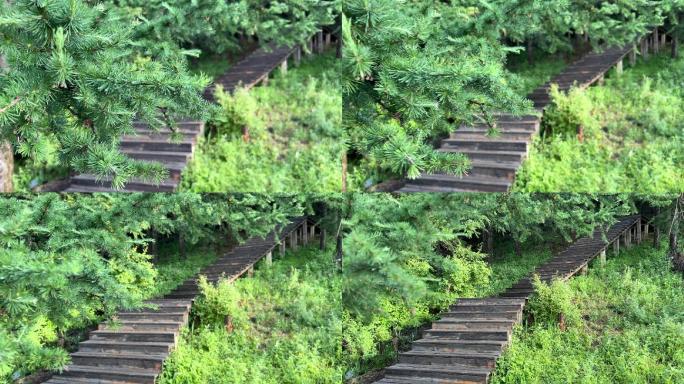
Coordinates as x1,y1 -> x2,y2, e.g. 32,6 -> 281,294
529,276 -> 581,328
181,53 -> 344,193
515,53 -> 684,193
157,245 -> 343,384
491,244 -> 684,383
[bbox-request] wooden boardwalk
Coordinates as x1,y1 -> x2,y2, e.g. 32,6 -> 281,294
375,215 -> 642,384
398,46 -> 632,193
44,218 -> 316,384
64,32 -> 333,193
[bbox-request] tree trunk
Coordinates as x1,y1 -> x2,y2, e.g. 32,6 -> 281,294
335,233 -> 343,268
527,40 -> 534,65
486,228 -> 494,257
673,37 -> 679,59
514,240 -> 522,257
0,142 -> 13,193
341,152 -> 347,192
0,54 -> 13,193
179,233 -> 186,258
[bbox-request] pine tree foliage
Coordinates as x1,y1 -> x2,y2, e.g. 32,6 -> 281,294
0,0 -> 210,188
343,1 -> 531,179
111,0 -> 341,58
343,193 -> 637,317
0,193 -> 307,380
343,0 -> 684,181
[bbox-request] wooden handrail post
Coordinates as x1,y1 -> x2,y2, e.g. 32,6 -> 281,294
319,228 -> 326,250
653,29 -> 660,54
294,46 -> 302,66
279,240 -> 286,255
303,221 -> 309,244
316,31 -> 324,54
636,221 -> 642,244
280,59 -> 288,75
629,48 -> 637,66
613,239 -> 620,255
266,251 -> 272,265
599,249 -> 607,266
616,59 -> 623,76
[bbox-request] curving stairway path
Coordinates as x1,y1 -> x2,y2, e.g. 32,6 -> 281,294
398,46 -> 633,193
44,217 -> 316,383
65,32 -> 334,193
375,215 -> 642,383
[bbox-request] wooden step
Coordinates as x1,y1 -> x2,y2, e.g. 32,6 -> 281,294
384,363 -> 490,383
398,350 -> 500,368
440,310 -> 522,322
115,312 -> 188,323
412,339 -> 506,353
450,304 -> 523,312
78,340 -> 173,355
119,137 -> 195,153
57,365 -> 157,384
441,148 -> 526,163
452,129 -> 535,141
468,160 -> 520,180
90,330 -> 177,343
442,138 -> 528,152
432,319 -> 516,331
71,351 -> 167,370
121,149 -> 191,163
98,320 -> 184,332
422,329 -> 511,341
404,174 -> 511,192
69,175 -> 177,192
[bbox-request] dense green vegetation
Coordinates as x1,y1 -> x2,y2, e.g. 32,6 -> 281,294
342,0 -> 684,187
0,0 -> 209,187
341,193 -> 636,379
157,243 -> 342,384
0,193 -> 306,382
491,243 -> 684,383
0,0 -> 339,189
515,53 -> 684,192
181,53 -> 344,193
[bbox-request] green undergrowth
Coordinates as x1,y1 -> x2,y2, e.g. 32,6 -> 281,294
491,243 -> 684,383
514,52 -> 684,192
11,142 -> 69,192
147,242 -> 219,298
480,239 -> 555,297
507,52 -> 569,97
181,51 -> 344,193
157,244 -> 343,384
189,53 -> 233,80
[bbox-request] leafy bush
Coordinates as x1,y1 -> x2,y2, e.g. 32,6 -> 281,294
529,276 -> 582,329
157,244 -> 343,384
491,244 -> 684,383
181,53 -> 344,193
0,193 -> 304,381
515,54 -> 684,193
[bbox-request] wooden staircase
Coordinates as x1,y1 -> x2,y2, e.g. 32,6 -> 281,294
375,215 -> 642,384
65,32 -> 335,193
44,217 -> 315,384
398,46 -> 632,193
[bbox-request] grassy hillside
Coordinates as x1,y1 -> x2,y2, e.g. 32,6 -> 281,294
515,53 -> 684,192
181,52 -> 344,193
157,244 -> 343,384
491,243 -> 684,383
